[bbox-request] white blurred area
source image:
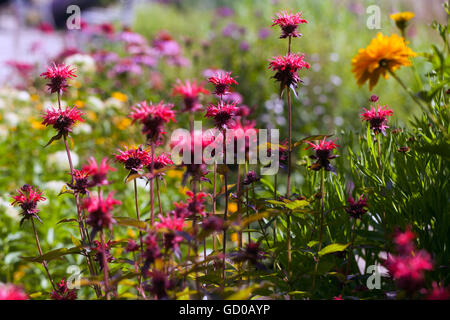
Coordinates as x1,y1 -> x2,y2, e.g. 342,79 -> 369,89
0,0 -> 143,84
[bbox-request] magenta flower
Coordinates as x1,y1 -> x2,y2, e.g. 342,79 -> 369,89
50,278 -> 78,300
186,190 -> 207,217
83,157 -> 116,187
0,284 -> 28,300
205,101 -> 239,130
345,194 -> 368,219
426,282 -> 450,300
83,193 -> 121,234
67,169 -> 91,195
6,60 -> 34,78
147,153 -> 174,178
125,239 -> 140,253
208,71 -> 238,97
305,138 -> 340,172
143,233 -> 161,268
156,213 -> 185,251
233,241 -> 266,266
172,79 -> 209,112
148,270 -> 171,300
202,216 -> 225,232
272,10 -> 308,38
92,240 -> 115,270
361,105 -> 394,135
130,101 -> 176,145
393,227 -> 416,255
42,106 -> 84,138
40,63 -> 76,94
11,184 -> 46,225
115,146 -> 151,173
269,53 -> 310,91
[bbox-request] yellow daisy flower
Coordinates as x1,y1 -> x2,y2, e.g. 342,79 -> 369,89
351,33 -> 416,90
390,11 -> 415,31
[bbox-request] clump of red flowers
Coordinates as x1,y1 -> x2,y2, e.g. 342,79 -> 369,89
130,101 -> 176,145
83,193 -> 121,236
305,138 -> 340,172
205,101 -> 239,130
42,106 -> 84,139
147,153 -> 173,178
50,278 -> 78,300
345,194 -> 368,219
385,227 -> 433,295
269,53 -> 310,92
156,213 -> 185,251
172,79 -> 209,112
11,184 -> 46,225
115,146 -> 151,174
93,240 -> 115,270
40,63 -> 76,94
0,284 -> 28,300
186,190 -> 207,218
208,71 -> 238,97
361,105 -> 394,135
271,10 -> 308,39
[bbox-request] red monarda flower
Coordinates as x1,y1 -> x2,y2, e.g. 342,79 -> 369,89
83,193 -> 121,234
50,278 -> 77,300
67,169 -> 91,195
40,63 -> 76,94
186,190 -> 207,217
271,10 -> 308,39
42,106 -> 84,137
172,79 -> 209,112
205,101 -> 239,129
208,71 -> 238,97
361,105 -> 394,135
426,282 -> 450,300
11,184 -> 46,225
156,213 -> 185,251
269,53 -> 310,91
147,153 -> 174,178
83,157 -> 116,187
0,284 -> 28,300
92,240 -> 115,270
130,101 -> 176,145
345,194 -> 368,219
115,146 -> 151,173
393,227 -> 416,255
305,138 -> 340,172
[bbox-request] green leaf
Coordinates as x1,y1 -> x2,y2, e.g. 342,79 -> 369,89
318,243 -> 350,257
115,217 -> 148,230
284,200 -> 309,210
21,247 -> 81,263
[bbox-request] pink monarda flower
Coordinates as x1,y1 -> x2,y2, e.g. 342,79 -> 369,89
426,282 -> 450,300
393,227 -> 416,255
50,278 -> 77,300
11,184 -> 46,225
130,101 -> 176,145
93,240 -> 115,270
6,60 -> 34,78
172,79 -> 209,112
147,153 -> 174,178
67,168 -> 91,195
0,284 -> 28,300
361,105 -> 394,135
186,190 -> 207,217
42,106 -> 84,137
156,213 -> 185,251
83,193 -> 121,234
83,157 -> 116,187
40,63 -> 76,94
205,100 -> 239,130
305,138 -> 340,172
208,71 -> 238,97
269,53 -> 310,91
345,194 -> 368,219
271,10 -> 308,39
115,146 -> 151,173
